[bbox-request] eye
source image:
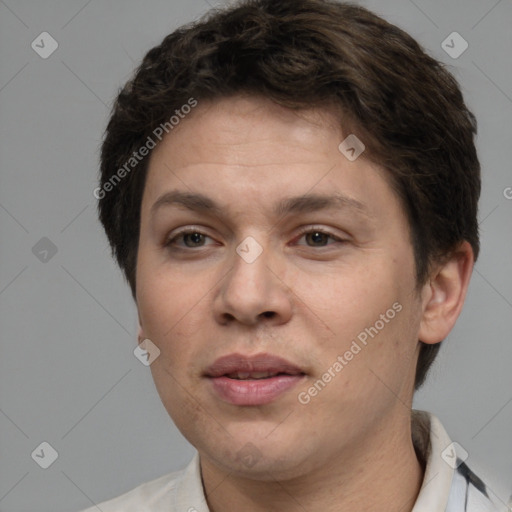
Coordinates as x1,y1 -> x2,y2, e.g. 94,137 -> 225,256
294,227 -> 346,248
165,229 -> 214,249
164,226 -> 346,251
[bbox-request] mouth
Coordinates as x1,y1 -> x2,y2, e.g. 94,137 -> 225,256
204,353 -> 306,406
223,370 -> 301,380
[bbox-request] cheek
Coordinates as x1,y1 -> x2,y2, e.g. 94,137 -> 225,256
296,258 -> 400,330
140,274 -> 206,421
138,255 -> 200,331
303,252 -> 418,372
149,358 -> 215,451
136,264 -> 206,379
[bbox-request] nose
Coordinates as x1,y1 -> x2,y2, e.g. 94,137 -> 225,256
213,239 -> 293,327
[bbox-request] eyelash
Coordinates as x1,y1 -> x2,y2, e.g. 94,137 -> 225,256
164,226 -> 347,250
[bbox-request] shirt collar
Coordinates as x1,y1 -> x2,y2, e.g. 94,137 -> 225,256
411,410 -> 455,511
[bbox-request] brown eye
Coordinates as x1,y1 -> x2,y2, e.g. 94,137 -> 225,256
181,232 -> 206,247
165,230 -> 213,249
295,227 -> 345,248
304,231 -> 331,247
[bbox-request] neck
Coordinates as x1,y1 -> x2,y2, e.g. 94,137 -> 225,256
201,410 -> 424,512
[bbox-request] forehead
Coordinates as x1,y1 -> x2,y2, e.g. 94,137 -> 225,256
149,95 -> 347,167
142,95 -> 400,224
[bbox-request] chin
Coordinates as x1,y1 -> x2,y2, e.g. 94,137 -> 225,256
197,426 -> 320,480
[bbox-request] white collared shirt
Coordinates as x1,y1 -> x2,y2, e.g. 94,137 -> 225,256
79,411 -> 508,511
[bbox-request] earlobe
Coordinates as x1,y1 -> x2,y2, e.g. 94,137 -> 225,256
418,241 -> 474,345
137,323 -> 144,344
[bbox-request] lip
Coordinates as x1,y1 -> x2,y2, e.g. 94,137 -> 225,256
204,353 -> 306,406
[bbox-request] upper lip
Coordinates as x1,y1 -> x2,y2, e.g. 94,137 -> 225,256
204,353 -> 305,378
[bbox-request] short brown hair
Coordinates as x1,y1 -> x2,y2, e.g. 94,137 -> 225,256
98,0 -> 480,389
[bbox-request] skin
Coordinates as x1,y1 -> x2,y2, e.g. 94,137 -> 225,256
135,95 -> 474,512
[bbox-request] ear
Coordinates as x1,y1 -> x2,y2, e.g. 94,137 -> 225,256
418,241 -> 474,345
137,313 -> 145,344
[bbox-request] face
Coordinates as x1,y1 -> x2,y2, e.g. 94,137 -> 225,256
136,95 -> 425,480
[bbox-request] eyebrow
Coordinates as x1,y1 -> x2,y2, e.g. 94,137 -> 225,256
150,190 -> 372,219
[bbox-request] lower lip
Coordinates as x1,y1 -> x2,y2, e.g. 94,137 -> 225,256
208,375 -> 304,405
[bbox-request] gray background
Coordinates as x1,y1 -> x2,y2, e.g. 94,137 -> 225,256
0,0 -> 511,511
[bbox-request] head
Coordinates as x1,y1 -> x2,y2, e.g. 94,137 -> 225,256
97,0 -> 479,478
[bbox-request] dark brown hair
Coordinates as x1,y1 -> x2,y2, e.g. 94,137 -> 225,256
98,0 -> 480,389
